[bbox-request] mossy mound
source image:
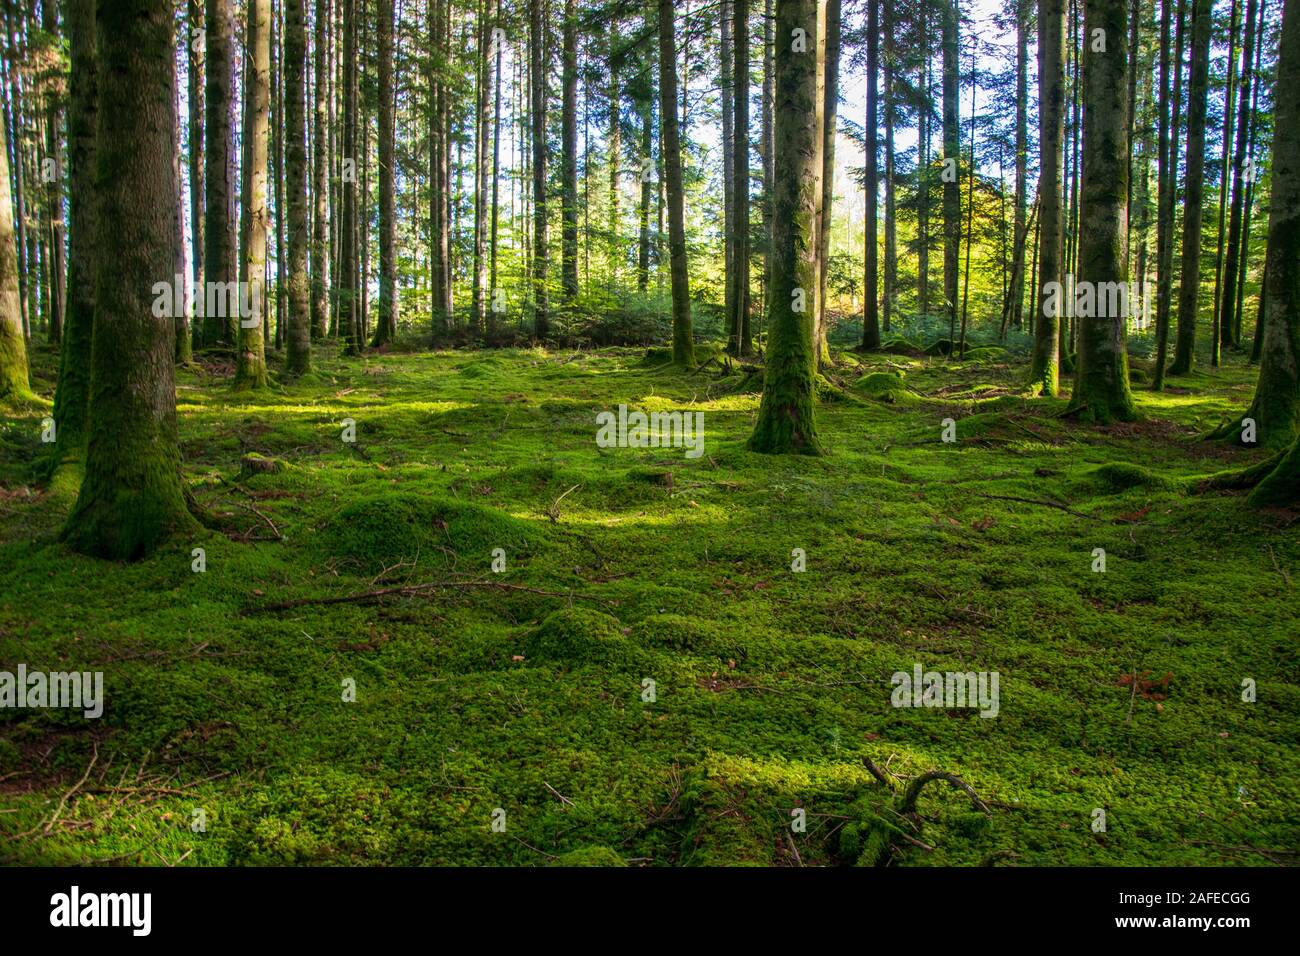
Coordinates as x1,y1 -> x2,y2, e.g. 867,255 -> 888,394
962,346 -> 1011,363
924,338 -> 954,356
458,357 -> 508,379
854,370 -> 917,405
635,613 -> 723,652
640,347 -> 674,367
1129,367 -> 1150,385
520,607 -> 633,667
1085,462 -> 1175,494
954,412 -> 1019,441
551,846 -> 628,867
879,337 -> 924,356
322,492 -> 536,573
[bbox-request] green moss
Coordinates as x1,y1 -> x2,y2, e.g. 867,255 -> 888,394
520,607 -> 633,667
551,846 -> 628,866
2,343 -> 1295,867
1085,462 -> 1175,494
322,492 -> 538,573
853,370 -> 917,405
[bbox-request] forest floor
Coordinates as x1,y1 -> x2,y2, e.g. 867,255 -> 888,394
1,339 -> 1297,866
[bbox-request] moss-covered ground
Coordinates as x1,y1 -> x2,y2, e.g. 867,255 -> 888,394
1,340 -> 1297,865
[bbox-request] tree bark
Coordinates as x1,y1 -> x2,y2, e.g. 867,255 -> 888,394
203,0 -> 238,347
372,0 -> 397,347
63,0 -> 198,558
862,0 -> 879,350
51,0 -> 95,439
1032,0 -> 1066,394
235,0 -> 271,387
561,0 -> 579,308
1246,0 -> 1300,501
941,0 -> 961,355
749,0 -> 821,455
1170,0 -> 1210,375
530,0 -> 549,338
285,0 -> 312,371
659,0 -> 695,366
1067,0 -> 1137,422
1220,0 -> 1261,357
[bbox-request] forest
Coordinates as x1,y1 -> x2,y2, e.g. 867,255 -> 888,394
0,0 -> 1297,868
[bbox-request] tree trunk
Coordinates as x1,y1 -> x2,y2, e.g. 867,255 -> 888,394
638,95 -> 652,292
372,0 -> 397,347
1154,0 -> 1186,388
1211,0 -> 1243,361
530,0 -> 549,338
0,57 -> 30,403
489,29 -> 502,336
814,0 -> 838,366
311,0 -> 329,340
284,0 -> 313,371
1012,0 -> 1029,330
749,0 -> 821,455
41,0 -> 65,344
1170,0 -> 1210,376
1220,0 -> 1261,357
941,0 -> 961,356
733,0 -> 752,354
1246,0 -> 1300,502
862,0 -> 879,350
1032,0 -> 1066,394
761,0 -> 774,324
1067,0 -> 1137,422
659,0 -> 694,366
918,18 -> 930,321
561,0 -> 579,308
235,0 -> 271,387
722,1 -> 734,347
204,0 -> 238,347
62,0 -> 198,558
339,0 -> 358,352
50,0 -> 95,440
882,0 -> 896,336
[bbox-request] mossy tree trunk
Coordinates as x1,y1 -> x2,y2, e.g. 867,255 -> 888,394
310,0 -> 329,341
1169,0 -> 1211,376
1220,0 -> 1261,356
372,0 -> 397,349
51,0 -> 95,441
1067,0 -> 1137,423
234,0 -> 270,389
530,0 -> 550,339
187,0 -> 204,345
732,0 -> 752,356
284,0 -> 312,372
658,0 -> 695,367
748,0 -> 822,455
42,0 -> 65,345
470,0 -> 496,335
203,0 -> 237,347
62,0 -> 198,560
1239,0 -> 1300,452
1032,0 -> 1066,394
941,0 -> 961,356
560,0 -> 579,310
0,77 -> 32,405
862,0 -> 879,351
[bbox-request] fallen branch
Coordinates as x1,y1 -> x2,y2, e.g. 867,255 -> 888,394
898,770 -> 990,816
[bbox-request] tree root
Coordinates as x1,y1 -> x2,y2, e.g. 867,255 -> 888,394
898,770 -> 991,816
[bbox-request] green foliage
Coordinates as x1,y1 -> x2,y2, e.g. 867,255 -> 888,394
1,344 -> 1296,866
